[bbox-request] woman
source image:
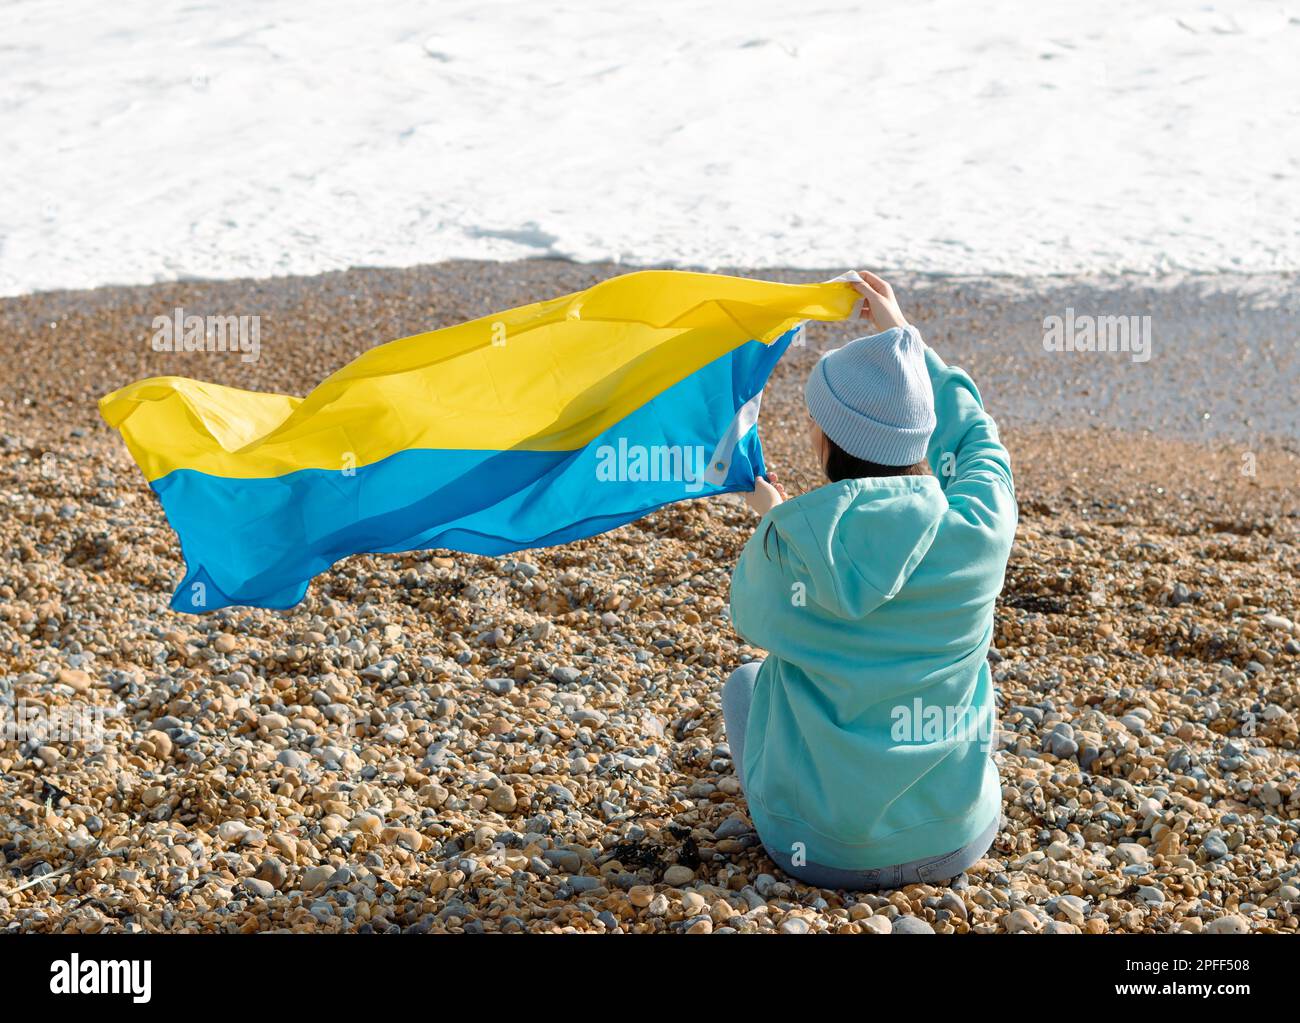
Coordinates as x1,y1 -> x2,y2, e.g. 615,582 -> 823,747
724,270 -> 1016,890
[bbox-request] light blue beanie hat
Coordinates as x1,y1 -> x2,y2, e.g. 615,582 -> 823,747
804,326 -> 936,467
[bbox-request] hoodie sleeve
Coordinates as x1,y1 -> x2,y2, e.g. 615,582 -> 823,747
915,329 -> 1016,542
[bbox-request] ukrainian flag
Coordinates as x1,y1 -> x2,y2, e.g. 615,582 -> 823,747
100,271 -> 861,613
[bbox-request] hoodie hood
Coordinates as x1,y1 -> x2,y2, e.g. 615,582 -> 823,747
761,475 -> 946,618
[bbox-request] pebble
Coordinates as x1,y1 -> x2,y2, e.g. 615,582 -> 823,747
349,812 -> 383,837
629,885 -> 655,908
56,667 -> 92,693
488,783 -> 518,812
1056,895 -> 1087,925
543,849 -> 581,873
301,866 -> 334,892
381,827 -> 423,852
241,878 -> 275,901
145,729 -> 174,759
939,892 -> 968,920
256,857 -> 289,889
1003,908 -> 1042,933
1114,843 -> 1149,865
663,865 -> 696,886
714,814 -> 751,840
1204,915 -> 1249,935
217,821 -> 253,844
276,749 -> 310,771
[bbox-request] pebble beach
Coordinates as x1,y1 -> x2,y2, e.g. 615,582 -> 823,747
1,260 -> 1297,934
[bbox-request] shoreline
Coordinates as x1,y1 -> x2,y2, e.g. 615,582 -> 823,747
9,258 -> 1300,299
3,260 -> 1296,445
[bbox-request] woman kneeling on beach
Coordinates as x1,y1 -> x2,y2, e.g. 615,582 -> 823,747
724,270 -> 1016,891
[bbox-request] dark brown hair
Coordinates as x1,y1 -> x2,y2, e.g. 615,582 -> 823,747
762,439 -> 930,559
823,438 -> 930,483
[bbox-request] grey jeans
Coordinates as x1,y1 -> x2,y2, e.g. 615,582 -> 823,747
722,660 -> 1000,891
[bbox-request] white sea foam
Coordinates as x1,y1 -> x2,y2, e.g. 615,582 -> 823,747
2,0 -> 1297,296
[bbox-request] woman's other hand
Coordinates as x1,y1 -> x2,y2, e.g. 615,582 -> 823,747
743,473 -> 785,516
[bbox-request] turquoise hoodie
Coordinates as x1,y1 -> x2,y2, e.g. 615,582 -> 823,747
729,328 -> 1016,870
